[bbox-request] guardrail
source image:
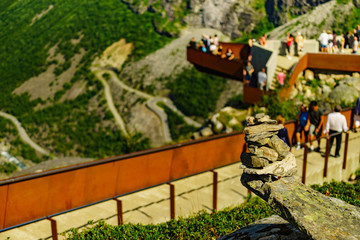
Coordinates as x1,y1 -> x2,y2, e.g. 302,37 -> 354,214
0,108 -> 356,239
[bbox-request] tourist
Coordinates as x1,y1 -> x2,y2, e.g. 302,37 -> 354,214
286,33 -> 294,59
332,30 -> 338,53
243,69 -> 250,86
340,34 -> 345,53
327,30 -> 333,53
199,40 -> 207,53
295,104 -> 309,150
188,37 -> 197,49
217,45 -> 223,56
277,69 -> 286,86
352,36 -> 358,54
258,68 -> 267,90
344,30 -> 351,49
248,38 -> 253,61
201,34 -> 209,52
213,34 -> 219,46
209,42 -> 218,54
323,105 -> 348,158
319,30 -> 329,52
259,34 -> 267,46
354,96 -> 360,132
245,61 -> 254,79
276,115 -> 291,147
295,32 -> 304,55
222,48 -> 234,60
306,101 -> 323,152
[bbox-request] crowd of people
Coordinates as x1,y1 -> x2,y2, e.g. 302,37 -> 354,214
318,26 -> 360,54
188,34 -> 235,60
291,98 -> 360,157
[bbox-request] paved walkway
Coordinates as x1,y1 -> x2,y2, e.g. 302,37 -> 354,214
2,131 -> 359,240
0,112 -> 50,156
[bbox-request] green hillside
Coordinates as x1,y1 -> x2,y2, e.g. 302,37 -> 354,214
0,0 -> 173,159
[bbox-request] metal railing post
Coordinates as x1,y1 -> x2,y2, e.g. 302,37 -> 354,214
302,144 -> 308,184
324,137 -> 330,177
211,170 -> 218,211
47,217 -> 58,240
343,132 -> 349,170
167,183 -> 175,220
113,198 -> 123,225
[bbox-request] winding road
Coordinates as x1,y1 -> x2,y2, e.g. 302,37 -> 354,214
92,68 -> 201,143
0,111 -> 50,156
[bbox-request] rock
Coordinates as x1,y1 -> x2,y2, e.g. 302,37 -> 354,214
211,113 -> 224,133
260,177 -> 360,240
256,115 -> 277,124
289,86 -> 298,99
318,73 -> 328,81
329,84 -> 359,105
192,132 -> 201,140
248,146 -> 279,162
248,137 -> 271,146
344,76 -> 360,92
245,131 -> 277,142
243,153 -> 297,177
304,70 -> 314,81
255,113 -> 265,119
303,87 -> 314,99
352,72 -> 360,78
322,84 -> 331,97
268,135 -> 290,159
354,0 -> 360,8
241,152 -> 270,168
246,116 -> 255,125
219,215 -> 309,240
325,77 -> 335,86
244,124 -> 284,134
331,74 -> 345,80
200,127 -> 213,137
228,117 -> 239,127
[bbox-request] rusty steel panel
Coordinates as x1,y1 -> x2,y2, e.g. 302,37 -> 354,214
0,185 -> 8,229
243,86 -> 268,104
4,176 -> 51,228
114,150 -> 173,195
307,53 -> 360,72
170,134 -> 244,179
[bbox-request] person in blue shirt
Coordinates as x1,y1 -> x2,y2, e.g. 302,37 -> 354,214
276,115 -> 291,147
295,104 -> 309,150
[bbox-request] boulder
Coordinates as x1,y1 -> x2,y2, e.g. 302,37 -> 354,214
268,135 -> 290,159
241,153 -> 270,168
245,131 -> 277,142
329,84 -> 359,105
219,215 -> 309,240
322,84 -> 331,97
200,127 -> 213,137
325,77 -> 335,86
318,73 -> 328,81
248,146 -> 279,161
244,124 -> 283,134
352,72 -> 360,78
304,70 -> 314,81
344,76 -> 360,92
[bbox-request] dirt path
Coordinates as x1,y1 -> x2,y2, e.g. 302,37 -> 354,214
0,111 -> 50,156
92,69 -> 129,137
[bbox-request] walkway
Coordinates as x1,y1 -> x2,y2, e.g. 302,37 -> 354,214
0,111 -> 50,156
2,131 -> 359,240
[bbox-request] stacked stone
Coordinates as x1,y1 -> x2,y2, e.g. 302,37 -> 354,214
241,113 -> 297,190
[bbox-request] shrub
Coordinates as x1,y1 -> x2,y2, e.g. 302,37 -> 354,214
0,162 -> 17,174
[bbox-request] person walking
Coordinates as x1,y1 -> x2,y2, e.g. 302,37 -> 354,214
258,68 -> 267,90
324,105 -> 348,158
306,101 -> 323,152
354,96 -> 360,132
295,104 -> 309,150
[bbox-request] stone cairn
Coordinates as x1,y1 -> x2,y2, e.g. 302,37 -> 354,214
240,113 -> 297,197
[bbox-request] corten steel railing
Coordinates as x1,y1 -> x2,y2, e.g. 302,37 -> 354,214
298,108 -> 355,184
0,108 -> 355,238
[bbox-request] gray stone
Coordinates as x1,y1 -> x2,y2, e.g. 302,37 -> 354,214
329,84 -> 359,105
261,177 -> 360,240
304,69 -> 314,81
248,146 -> 279,162
352,72 -> 360,78
255,113 -> 265,119
243,153 -> 297,177
325,77 -> 335,86
269,135 -> 290,159
241,152 -> 270,168
248,137 -> 271,146
245,131 -> 277,142
246,116 -> 255,125
200,127 -> 213,137
219,215 -> 309,240
244,124 -> 284,135
256,115 -> 277,124
318,73 -> 328,81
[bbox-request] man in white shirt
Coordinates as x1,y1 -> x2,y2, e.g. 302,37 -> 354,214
258,68 -> 267,90
318,30 -> 329,52
323,105 -> 348,157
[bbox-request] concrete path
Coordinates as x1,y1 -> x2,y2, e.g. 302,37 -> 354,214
0,111 -> 50,156
2,132 -> 359,240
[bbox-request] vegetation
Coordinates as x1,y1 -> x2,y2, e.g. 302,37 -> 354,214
64,197 -> 273,239
157,102 -> 197,141
0,0 -> 172,158
64,179 -> 360,239
332,6 -> 360,32
168,67 -> 227,119
0,162 -> 17,174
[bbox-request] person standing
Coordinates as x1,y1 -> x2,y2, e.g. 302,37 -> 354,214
295,104 -> 309,150
276,115 -> 291,147
277,69 -> 286,86
324,105 -> 348,158
258,68 -> 267,90
352,36 -> 358,54
319,30 -> 329,52
354,96 -> 360,132
306,101 -> 323,152
286,33 -> 294,59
